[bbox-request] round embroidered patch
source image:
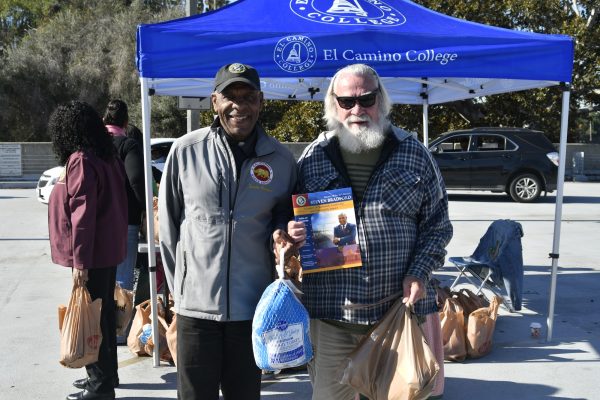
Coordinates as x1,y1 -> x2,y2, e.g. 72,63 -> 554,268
228,63 -> 247,73
250,162 -> 273,185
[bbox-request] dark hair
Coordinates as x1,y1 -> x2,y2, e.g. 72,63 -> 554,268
126,124 -> 143,147
103,99 -> 129,127
48,101 -> 115,165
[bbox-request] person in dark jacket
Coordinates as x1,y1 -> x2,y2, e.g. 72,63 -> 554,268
48,101 -> 128,400
103,100 -> 145,297
127,124 -> 162,190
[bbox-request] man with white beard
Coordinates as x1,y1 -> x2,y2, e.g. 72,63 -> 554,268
288,64 -> 452,400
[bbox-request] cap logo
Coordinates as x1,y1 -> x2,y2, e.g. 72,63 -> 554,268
250,162 -> 273,185
228,63 -> 247,74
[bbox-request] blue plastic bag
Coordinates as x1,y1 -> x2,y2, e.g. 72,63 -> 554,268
252,278 -> 313,371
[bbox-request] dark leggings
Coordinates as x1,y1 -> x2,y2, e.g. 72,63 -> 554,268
176,315 -> 261,400
84,267 -> 118,393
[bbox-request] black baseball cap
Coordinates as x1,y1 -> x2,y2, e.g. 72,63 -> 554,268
214,63 -> 261,93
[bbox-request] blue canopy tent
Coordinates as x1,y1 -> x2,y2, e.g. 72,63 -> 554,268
136,0 -> 574,364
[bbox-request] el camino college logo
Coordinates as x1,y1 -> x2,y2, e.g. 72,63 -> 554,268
290,0 -> 406,26
295,195 -> 307,207
274,35 -> 317,73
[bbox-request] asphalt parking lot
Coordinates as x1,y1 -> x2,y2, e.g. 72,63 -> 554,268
1,183 -> 598,399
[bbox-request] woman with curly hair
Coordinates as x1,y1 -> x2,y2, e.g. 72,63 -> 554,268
48,100 -> 128,400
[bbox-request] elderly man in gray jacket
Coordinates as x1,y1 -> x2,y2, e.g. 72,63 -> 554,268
159,63 -> 297,400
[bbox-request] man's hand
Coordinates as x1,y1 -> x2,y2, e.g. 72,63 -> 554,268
273,229 -> 296,265
287,220 -> 306,248
73,268 -> 89,287
402,275 -> 425,306
333,237 -> 340,245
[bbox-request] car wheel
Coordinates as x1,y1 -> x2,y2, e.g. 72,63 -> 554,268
509,173 -> 541,202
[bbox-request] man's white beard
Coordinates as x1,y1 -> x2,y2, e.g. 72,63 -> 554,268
334,115 -> 389,153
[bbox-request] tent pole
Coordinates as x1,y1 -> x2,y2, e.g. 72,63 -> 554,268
140,78 -> 161,366
422,97 -> 429,146
185,0 -> 200,132
547,88 -> 570,342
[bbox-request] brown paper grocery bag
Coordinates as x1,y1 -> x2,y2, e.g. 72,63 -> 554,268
166,312 -> 177,365
59,285 -> 103,368
466,296 -> 501,358
127,299 -> 152,356
58,304 -> 67,332
144,313 -> 172,362
337,300 -> 439,400
114,283 -> 133,336
439,298 -> 467,362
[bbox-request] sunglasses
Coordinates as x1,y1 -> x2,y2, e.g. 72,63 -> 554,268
334,88 -> 379,110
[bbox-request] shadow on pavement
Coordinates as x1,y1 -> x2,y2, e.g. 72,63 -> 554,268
560,195 -> 600,204
117,372 -> 176,398
260,371 -> 313,399
459,340 -> 595,364
448,193 -> 513,203
118,382 -> 176,391
445,377 -> 587,400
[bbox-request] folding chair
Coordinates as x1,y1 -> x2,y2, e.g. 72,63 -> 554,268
449,219 -> 524,312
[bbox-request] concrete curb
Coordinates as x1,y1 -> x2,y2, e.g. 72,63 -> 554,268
0,180 -> 37,189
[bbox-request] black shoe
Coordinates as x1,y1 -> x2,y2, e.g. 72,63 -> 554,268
72,378 -> 88,390
73,378 -> 120,390
65,389 -> 115,400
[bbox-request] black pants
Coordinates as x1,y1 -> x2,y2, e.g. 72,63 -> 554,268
85,267 -> 118,393
177,315 -> 261,400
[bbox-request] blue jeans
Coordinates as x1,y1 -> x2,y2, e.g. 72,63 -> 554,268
115,225 -> 139,291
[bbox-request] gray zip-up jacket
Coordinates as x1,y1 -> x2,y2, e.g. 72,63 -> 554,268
159,121 -> 297,321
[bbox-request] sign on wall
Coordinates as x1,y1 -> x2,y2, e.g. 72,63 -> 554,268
0,144 -> 22,176
178,96 -> 211,110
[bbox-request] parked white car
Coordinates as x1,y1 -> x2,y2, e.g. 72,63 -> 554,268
36,138 -> 175,204
36,166 -> 65,204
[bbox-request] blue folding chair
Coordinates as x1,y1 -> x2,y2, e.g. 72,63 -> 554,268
449,219 -> 524,312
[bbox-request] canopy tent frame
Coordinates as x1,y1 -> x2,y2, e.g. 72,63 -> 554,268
135,0 -> 574,365
141,76 -> 562,104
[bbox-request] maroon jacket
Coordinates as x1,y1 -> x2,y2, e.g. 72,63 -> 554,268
48,150 -> 128,269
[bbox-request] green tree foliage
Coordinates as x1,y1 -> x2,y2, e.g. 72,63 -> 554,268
0,0 -> 57,56
0,0 -> 186,141
262,100 -> 325,142
0,0 -> 596,143
411,0 -> 599,142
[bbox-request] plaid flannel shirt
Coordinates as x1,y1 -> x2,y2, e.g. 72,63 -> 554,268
297,127 -> 453,323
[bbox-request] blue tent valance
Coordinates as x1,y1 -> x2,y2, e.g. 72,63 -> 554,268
136,0 -> 574,104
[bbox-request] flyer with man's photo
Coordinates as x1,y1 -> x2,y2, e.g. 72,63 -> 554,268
292,187 -> 362,274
